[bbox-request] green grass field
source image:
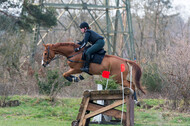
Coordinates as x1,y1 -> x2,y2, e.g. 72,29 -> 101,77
0,96 -> 189,126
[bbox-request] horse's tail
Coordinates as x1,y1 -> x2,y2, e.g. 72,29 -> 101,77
126,60 -> 146,94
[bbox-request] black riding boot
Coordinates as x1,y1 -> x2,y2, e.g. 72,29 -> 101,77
80,60 -> 90,73
80,61 -> 89,73
80,56 -> 90,73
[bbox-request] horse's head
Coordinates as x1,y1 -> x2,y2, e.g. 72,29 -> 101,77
42,44 -> 55,67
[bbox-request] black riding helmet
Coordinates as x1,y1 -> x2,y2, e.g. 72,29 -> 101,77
80,22 -> 89,29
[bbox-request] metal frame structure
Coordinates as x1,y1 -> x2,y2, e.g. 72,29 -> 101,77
32,0 -> 135,60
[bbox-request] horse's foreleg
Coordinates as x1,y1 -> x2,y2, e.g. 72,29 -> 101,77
64,76 -> 73,82
63,69 -> 83,82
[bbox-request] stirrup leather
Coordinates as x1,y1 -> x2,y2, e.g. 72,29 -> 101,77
80,67 -> 89,73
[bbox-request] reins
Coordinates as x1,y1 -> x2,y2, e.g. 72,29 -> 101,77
67,51 -> 83,59
67,51 -> 84,63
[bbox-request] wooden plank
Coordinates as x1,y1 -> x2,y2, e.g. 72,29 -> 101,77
78,97 -> 90,126
87,102 -> 126,119
90,94 -> 123,100
77,97 -> 87,120
87,88 -> 131,96
86,88 -> 133,100
84,99 -> 126,119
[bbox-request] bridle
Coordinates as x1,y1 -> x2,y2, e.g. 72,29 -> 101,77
43,46 -> 84,66
43,46 -> 60,66
42,46 -> 51,66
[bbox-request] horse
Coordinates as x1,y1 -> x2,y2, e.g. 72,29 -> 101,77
41,42 -> 145,95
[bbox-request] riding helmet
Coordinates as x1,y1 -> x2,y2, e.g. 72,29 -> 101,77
80,22 -> 89,29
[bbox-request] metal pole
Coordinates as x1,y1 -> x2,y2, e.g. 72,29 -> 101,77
112,0 -> 120,55
126,0 -> 135,60
105,0 -> 112,54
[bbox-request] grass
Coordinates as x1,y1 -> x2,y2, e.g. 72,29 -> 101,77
0,96 -> 189,126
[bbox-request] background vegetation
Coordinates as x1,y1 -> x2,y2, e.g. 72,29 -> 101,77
0,1 -> 189,124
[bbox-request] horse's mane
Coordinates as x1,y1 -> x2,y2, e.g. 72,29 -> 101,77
52,42 -> 77,48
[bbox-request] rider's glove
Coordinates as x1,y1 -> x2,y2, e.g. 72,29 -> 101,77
77,40 -> 83,45
75,48 -> 80,52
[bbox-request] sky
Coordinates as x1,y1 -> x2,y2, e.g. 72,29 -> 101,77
0,0 -> 23,17
172,0 -> 190,22
0,0 -> 190,21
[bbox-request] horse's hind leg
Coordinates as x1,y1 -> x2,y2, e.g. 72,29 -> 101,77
123,80 -> 140,106
123,80 -> 135,91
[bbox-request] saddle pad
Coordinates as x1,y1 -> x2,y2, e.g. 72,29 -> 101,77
82,46 -> 106,64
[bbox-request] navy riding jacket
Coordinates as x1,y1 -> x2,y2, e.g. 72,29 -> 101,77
79,29 -> 104,49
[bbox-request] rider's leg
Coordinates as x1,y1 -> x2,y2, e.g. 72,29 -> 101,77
80,39 -> 105,73
80,54 -> 90,72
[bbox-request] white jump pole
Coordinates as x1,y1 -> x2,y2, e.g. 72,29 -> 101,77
92,84 -> 103,123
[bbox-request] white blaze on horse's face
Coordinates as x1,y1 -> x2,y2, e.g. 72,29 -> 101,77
42,44 -> 50,67
41,56 -> 44,66
42,52 -> 47,67
42,50 -> 49,67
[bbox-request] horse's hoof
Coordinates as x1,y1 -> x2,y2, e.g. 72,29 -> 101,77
79,75 -> 84,80
134,100 -> 141,107
65,76 -> 73,82
74,77 -> 79,82
137,102 -> 141,107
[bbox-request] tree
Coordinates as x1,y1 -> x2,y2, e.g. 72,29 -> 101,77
158,42 -> 190,111
132,0 -> 178,61
0,0 -> 58,32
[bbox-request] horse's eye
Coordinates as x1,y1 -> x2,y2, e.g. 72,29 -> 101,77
45,53 -> 47,55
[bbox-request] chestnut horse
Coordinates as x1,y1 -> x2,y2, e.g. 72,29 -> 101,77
42,42 -> 145,94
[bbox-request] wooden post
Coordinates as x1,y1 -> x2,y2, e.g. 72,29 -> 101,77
78,97 -> 90,126
126,94 -> 134,126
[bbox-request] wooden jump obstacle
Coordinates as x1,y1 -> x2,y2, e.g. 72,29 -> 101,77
72,88 -> 134,126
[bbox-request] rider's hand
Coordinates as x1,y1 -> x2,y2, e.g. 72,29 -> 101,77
77,40 -> 83,45
75,48 -> 80,52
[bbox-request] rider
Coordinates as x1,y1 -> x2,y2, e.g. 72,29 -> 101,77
75,22 -> 105,73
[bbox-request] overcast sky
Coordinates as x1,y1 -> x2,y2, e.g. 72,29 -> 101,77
0,0 -> 190,21
173,0 -> 190,22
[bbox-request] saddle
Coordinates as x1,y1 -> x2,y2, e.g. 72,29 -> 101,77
82,45 -> 106,64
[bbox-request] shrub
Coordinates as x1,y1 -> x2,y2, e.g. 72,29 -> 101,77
95,75 -> 119,90
35,69 -> 70,97
158,43 -> 190,111
142,63 -> 162,92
